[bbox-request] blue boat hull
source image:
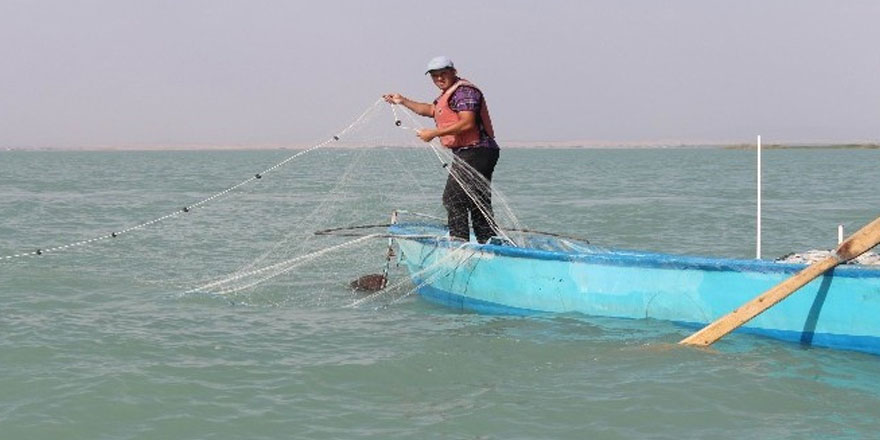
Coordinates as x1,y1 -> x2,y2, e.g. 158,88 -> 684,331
391,223 -> 880,355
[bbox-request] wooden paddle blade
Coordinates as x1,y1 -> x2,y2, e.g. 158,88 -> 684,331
680,214 -> 880,348
836,216 -> 880,261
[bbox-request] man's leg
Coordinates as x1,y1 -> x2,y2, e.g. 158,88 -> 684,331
460,148 -> 500,243
442,168 -> 470,241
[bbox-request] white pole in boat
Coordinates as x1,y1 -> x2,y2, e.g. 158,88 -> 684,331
756,135 -> 762,259
838,224 -> 844,245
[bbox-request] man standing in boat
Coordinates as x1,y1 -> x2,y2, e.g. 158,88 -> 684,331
382,56 -> 501,244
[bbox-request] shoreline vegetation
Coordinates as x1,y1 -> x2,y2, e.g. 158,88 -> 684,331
3,143 -> 879,152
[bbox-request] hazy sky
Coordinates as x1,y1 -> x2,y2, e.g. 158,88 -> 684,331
1,0 -> 878,148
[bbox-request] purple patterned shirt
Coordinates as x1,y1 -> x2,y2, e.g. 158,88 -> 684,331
446,85 -> 498,149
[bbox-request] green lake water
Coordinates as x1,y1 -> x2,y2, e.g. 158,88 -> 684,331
1,147 -> 879,439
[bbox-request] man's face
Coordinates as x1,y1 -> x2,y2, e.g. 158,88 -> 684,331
429,68 -> 457,91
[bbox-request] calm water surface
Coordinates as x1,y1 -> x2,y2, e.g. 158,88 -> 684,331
1,148 -> 879,439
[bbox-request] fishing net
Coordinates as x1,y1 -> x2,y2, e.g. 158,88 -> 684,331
181,101 -> 529,305
776,249 -> 880,266
0,99 -> 529,306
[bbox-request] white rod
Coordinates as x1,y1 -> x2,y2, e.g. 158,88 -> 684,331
838,224 -> 844,245
756,135 -> 762,259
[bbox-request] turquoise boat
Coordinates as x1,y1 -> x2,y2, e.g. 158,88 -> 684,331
389,222 -> 880,356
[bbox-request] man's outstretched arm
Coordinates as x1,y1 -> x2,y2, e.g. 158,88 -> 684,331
382,93 -> 434,117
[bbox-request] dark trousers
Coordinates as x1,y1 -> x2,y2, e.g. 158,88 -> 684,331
442,147 -> 500,243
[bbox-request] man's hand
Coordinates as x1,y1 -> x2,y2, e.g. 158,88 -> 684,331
382,93 -> 405,105
382,94 -> 435,117
417,129 -> 437,143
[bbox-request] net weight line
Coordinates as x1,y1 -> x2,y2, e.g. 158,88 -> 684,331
1,100 -> 383,261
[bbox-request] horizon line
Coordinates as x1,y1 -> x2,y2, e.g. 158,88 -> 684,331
3,139 -> 879,152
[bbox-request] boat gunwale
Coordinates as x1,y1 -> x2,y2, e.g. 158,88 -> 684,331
390,223 -> 880,279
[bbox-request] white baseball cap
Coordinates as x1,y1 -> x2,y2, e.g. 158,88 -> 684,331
425,56 -> 455,74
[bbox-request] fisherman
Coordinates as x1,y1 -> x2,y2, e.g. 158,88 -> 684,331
382,56 -> 500,243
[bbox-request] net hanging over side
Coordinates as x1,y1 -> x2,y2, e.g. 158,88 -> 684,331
1,98 -> 531,302
182,101 -> 529,297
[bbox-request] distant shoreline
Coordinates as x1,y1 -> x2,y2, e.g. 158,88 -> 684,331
3,143 -> 878,152
723,143 -> 880,150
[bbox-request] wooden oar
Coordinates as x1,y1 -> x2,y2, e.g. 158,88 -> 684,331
680,215 -> 880,347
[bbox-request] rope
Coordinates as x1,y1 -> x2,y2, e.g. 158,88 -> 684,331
1,99 -> 383,261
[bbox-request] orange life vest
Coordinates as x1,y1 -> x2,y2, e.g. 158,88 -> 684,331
433,79 -> 495,148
